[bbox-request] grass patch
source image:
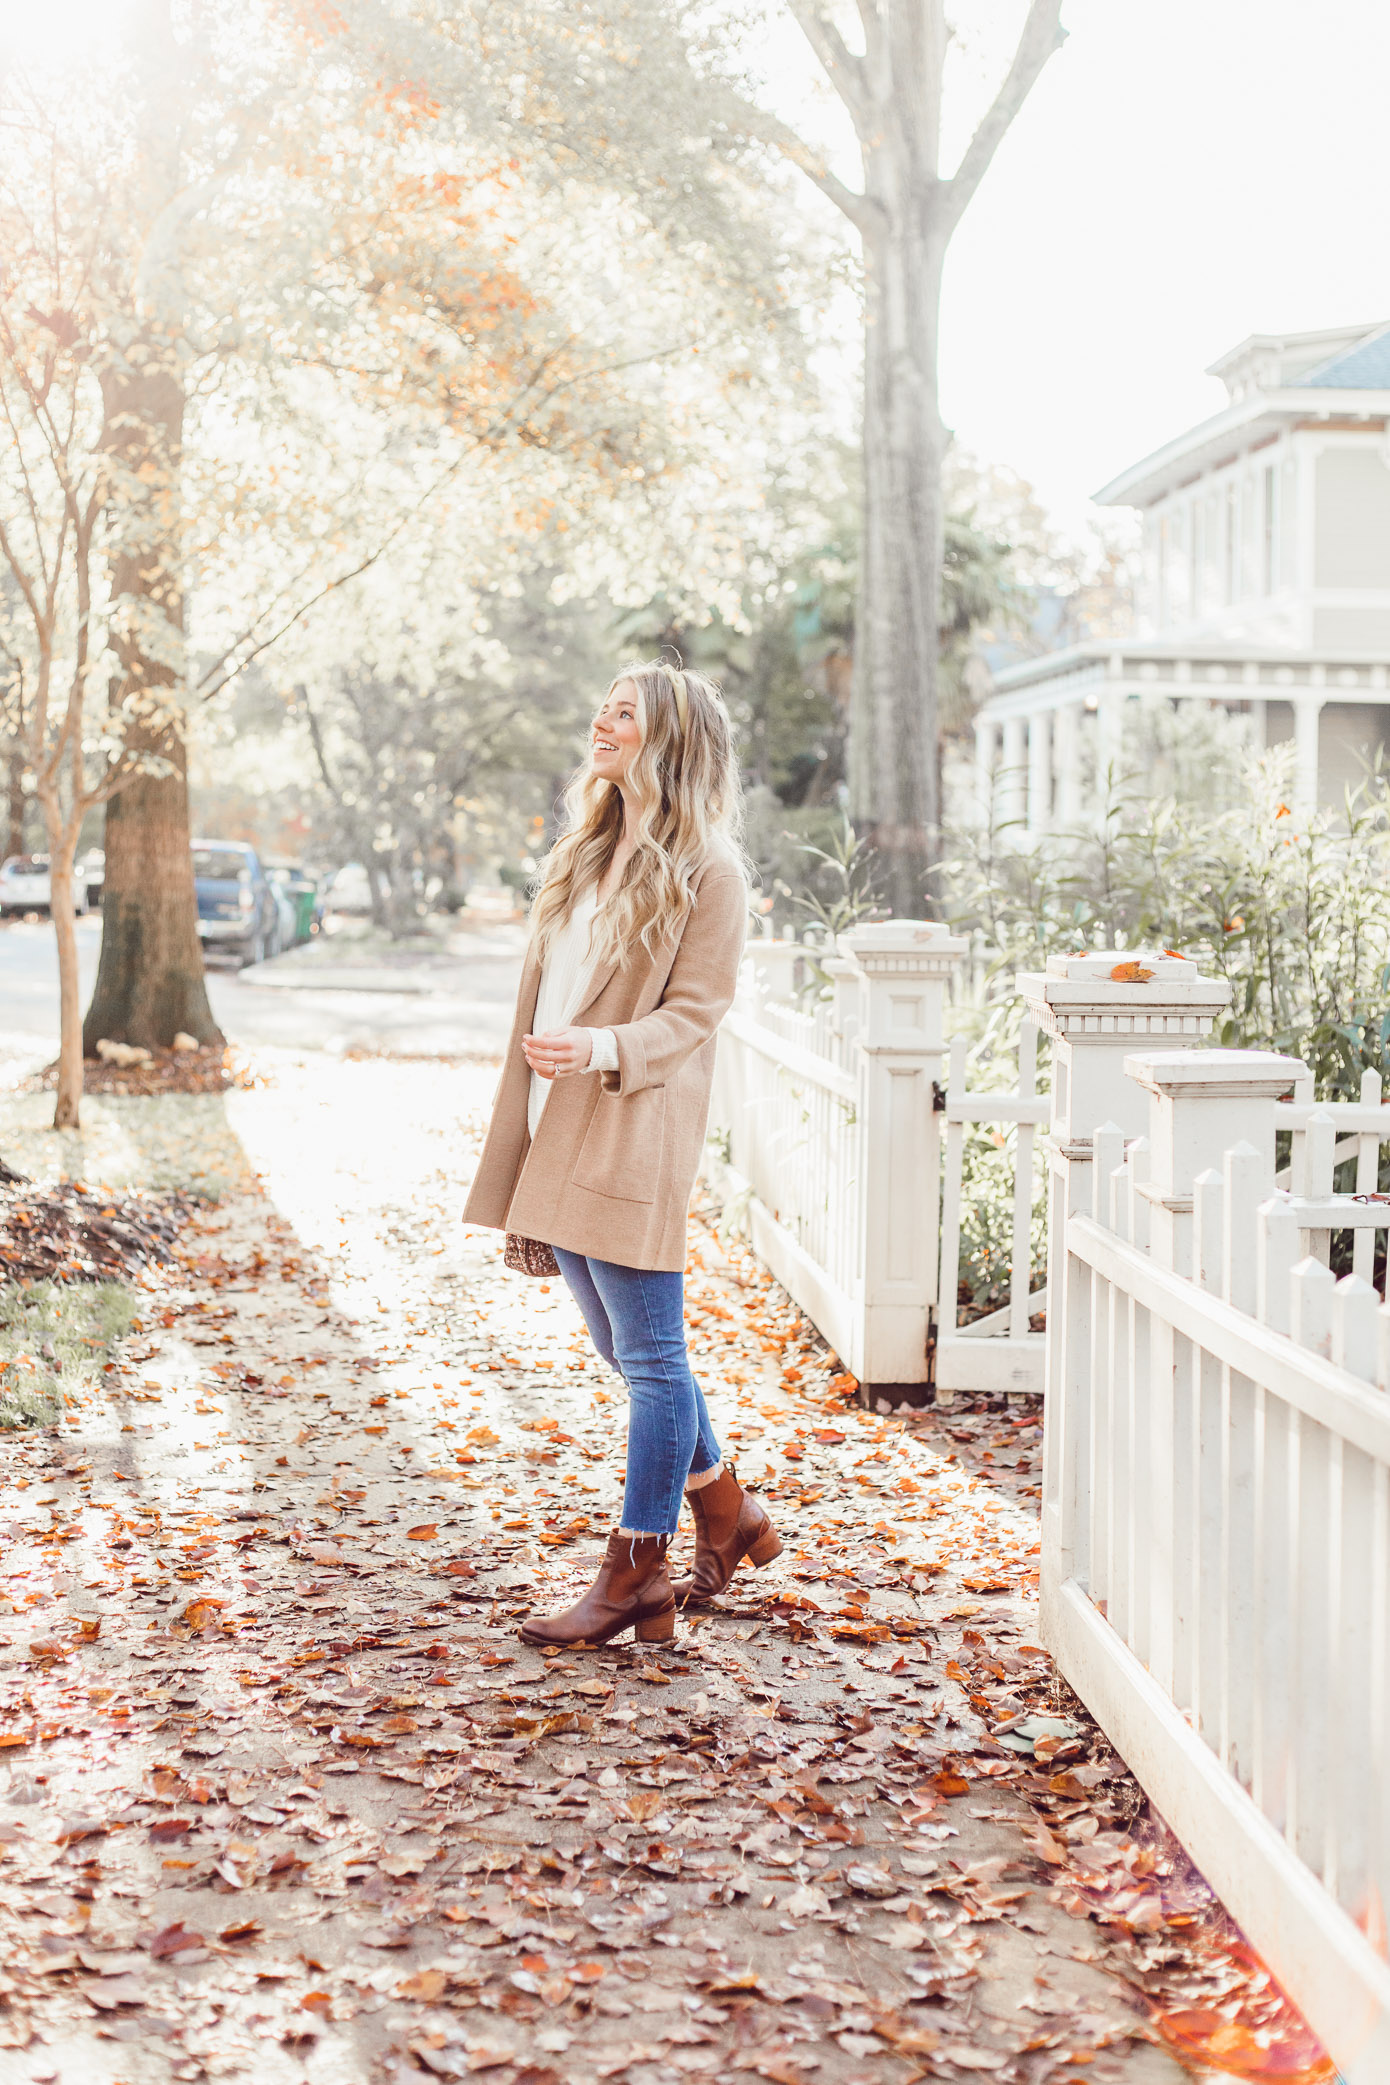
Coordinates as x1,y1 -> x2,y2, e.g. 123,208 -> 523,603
0,1281 -> 136,1429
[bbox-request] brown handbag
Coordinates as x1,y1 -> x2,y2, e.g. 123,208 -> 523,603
504,1233 -> 560,1278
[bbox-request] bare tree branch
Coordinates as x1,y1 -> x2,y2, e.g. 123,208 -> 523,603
712,91 -> 882,239
190,336 -> 702,706
786,2 -> 872,132
943,0 -> 1066,229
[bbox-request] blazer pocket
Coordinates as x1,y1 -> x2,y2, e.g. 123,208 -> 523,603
573,1086 -> 666,1203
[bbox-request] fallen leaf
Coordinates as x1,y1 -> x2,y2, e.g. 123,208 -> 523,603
407,1524 -> 439,1541
397,1968 -> 447,2001
143,1920 -> 207,1959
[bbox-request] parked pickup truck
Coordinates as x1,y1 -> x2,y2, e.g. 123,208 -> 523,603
191,840 -> 279,967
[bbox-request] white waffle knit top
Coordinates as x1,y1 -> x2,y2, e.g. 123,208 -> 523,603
527,884 -> 619,1136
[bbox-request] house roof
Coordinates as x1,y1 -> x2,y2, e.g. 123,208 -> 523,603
1299,324 -> 1390,388
1095,321 -> 1390,506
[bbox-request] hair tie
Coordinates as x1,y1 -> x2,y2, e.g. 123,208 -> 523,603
668,667 -> 688,735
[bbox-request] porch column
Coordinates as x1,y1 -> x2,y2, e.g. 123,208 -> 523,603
973,715 -> 996,826
1293,694 -> 1323,816
998,715 -> 1027,832
1053,701 -> 1083,827
1027,711 -> 1053,834
1095,693 -> 1123,797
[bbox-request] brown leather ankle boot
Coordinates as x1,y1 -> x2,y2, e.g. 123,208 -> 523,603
518,1532 -> 676,1649
671,1465 -> 782,1605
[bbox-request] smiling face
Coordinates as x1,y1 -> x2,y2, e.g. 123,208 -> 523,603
589,677 -> 643,786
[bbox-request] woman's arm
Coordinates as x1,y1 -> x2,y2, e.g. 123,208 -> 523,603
600,869 -> 747,1096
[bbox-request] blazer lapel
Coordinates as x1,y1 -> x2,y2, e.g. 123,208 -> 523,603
571,955 -> 619,1024
516,948 -> 542,1033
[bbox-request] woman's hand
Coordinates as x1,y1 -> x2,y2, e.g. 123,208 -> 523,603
522,1027 -> 594,1080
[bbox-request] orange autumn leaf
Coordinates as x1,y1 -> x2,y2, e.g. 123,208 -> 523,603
406,1523 -> 438,1541
1110,961 -> 1154,983
1148,2006 -> 1335,2081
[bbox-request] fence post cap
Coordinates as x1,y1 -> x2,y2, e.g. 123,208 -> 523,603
1045,949 -> 1201,982
1123,1047 -> 1308,1099
838,919 -> 969,967
1016,958 -> 1232,1013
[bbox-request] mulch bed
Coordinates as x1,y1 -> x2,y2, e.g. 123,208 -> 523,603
0,1168 -> 193,1283
28,1045 -> 263,1097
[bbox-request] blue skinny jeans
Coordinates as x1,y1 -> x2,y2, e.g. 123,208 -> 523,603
552,1249 -> 722,1537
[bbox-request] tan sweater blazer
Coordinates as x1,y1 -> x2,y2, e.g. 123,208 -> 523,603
463,855 -> 747,1272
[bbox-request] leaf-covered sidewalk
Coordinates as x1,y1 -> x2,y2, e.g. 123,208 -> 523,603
0,1059 -> 1332,2085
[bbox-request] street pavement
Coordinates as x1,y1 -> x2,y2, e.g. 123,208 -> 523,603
0,915 -> 526,1066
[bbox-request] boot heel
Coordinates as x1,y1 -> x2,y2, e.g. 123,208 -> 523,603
747,1524 -> 783,1567
636,1604 -> 676,1643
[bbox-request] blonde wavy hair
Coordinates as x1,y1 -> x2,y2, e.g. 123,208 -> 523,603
531,658 -> 745,970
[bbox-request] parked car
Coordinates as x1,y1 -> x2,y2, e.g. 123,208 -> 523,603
264,863 -> 319,946
0,854 -> 89,918
78,849 -> 105,908
191,840 -> 278,967
320,861 -> 373,915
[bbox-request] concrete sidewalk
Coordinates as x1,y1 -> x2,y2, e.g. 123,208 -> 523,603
0,1059 -> 1277,2084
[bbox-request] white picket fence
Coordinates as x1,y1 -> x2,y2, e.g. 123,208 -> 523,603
935,1021 -> 1047,1397
709,921 -> 1048,1399
1025,954 -> 1390,2083
708,920 -> 967,1395
1278,1067 -> 1390,1285
715,937 -> 1390,2067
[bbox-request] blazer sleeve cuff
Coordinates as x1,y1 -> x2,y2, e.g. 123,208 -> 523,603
602,1022 -> 649,1094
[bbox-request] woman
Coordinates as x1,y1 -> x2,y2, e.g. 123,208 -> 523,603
463,659 -> 782,1647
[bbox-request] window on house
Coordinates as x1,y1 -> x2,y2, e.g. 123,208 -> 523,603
1262,462 -> 1278,594
1224,481 -> 1238,603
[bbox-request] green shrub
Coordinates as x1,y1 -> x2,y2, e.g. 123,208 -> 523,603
936,743 -> 1390,1313
941,744 -> 1390,1102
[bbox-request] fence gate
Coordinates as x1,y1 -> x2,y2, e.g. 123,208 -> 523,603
709,934 -> 1228,1404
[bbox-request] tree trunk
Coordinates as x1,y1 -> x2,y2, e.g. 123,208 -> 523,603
38,796 -> 85,1128
786,0 -> 1063,920
365,857 -> 391,931
83,749 -> 220,1051
47,854 -> 85,1130
6,744 -> 24,860
855,183 -> 948,919
82,337 -> 224,1055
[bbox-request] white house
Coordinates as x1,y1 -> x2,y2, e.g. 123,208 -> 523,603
973,321 -> 1390,830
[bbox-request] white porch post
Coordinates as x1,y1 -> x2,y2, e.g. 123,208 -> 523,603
1027,710 -> 1053,834
1018,953 -> 1232,1632
1293,693 -> 1323,816
1053,701 -> 1082,827
1095,693 -> 1124,797
999,715 -> 1027,831
840,919 -> 967,1403
973,715 -> 997,827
